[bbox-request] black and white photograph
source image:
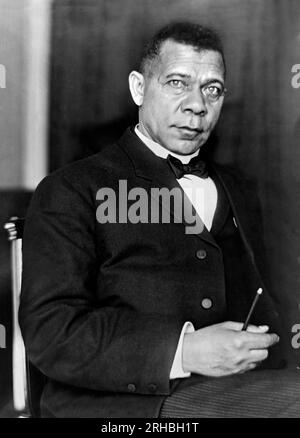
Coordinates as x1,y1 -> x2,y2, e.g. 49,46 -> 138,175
0,0 -> 300,422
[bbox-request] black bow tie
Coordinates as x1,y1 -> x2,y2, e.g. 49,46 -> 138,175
167,154 -> 209,179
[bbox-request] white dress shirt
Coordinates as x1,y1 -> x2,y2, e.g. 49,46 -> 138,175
134,125 -> 218,378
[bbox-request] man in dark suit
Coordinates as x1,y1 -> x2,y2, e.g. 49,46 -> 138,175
19,22 -> 300,418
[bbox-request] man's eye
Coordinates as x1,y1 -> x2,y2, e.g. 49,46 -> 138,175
168,79 -> 185,89
207,86 -> 220,95
203,85 -> 222,99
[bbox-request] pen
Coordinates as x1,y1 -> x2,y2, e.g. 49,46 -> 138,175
242,288 -> 263,331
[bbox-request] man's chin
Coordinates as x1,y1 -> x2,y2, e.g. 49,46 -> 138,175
171,138 -> 207,155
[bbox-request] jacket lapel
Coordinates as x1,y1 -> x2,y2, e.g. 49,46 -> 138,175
209,168 -> 231,236
211,163 -> 261,268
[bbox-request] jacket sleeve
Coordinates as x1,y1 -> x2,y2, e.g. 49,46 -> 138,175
19,172 -> 182,395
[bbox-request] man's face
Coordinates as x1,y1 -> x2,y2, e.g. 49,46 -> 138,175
138,40 -> 225,155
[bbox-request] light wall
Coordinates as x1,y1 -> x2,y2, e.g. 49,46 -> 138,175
0,0 -> 51,189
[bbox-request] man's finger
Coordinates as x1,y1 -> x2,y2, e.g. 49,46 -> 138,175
246,325 -> 269,333
249,348 -> 269,362
222,321 -> 244,331
222,321 -> 270,333
239,362 -> 257,374
244,332 -> 279,349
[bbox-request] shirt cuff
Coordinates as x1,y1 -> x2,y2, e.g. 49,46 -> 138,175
170,321 -> 195,379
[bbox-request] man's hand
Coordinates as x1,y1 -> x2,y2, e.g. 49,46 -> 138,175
182,321 -> 279,377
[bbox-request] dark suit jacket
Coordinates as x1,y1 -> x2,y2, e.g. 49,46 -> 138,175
19,128 -> 283,418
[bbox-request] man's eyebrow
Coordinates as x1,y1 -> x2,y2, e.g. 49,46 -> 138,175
202,78 -> 225,86
164,73 -> 224,86
165,73 -> 192,79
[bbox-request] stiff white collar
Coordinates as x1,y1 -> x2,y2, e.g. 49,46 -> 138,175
134,124 -> 199,164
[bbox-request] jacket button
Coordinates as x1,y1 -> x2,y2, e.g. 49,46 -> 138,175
196,249 -> 207,260
127,383 -> 136,393
201,298 -> 213,309
148,383 -> 157,393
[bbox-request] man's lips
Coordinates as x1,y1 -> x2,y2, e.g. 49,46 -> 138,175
175,126 -> 204,136
178,126 -> 203,132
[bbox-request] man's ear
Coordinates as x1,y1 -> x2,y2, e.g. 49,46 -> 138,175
128,71 -> 145,106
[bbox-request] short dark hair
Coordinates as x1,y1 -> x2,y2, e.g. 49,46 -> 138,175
139,21 -> 226,77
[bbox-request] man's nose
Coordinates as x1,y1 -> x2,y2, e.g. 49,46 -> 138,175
181,88 -> 207,116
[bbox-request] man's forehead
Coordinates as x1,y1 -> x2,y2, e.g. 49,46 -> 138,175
156,40 -> 224,77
